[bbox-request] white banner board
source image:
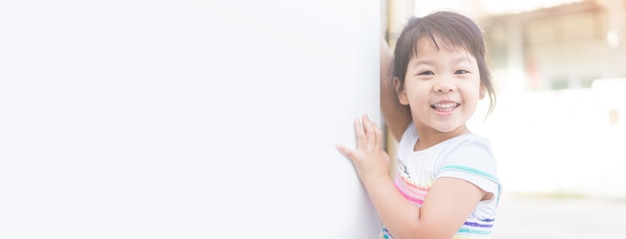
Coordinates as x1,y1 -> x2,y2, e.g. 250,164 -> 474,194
0,1 -> 381,238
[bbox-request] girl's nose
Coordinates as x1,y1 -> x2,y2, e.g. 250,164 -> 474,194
433,78 -> 456,93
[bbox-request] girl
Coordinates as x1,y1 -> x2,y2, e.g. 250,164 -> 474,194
336,11 -> 500,239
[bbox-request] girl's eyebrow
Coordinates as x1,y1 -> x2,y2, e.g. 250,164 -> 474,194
452,55 -> 472,65
412,59 -> 434,67
413,56 -> 471,67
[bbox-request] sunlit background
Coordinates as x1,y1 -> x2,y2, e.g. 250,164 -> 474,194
382,0 -> 626,238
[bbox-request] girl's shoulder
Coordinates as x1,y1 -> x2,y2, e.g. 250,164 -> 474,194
437,133 -> 497,177
396,121 -> 419,154
446,133 -> 492,152
398,121 -> 418,143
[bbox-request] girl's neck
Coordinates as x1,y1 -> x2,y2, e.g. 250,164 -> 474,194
413,125 -> 470,151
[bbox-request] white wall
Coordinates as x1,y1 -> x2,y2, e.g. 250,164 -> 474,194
468,87 -> 626,199
0,1 -> 381,238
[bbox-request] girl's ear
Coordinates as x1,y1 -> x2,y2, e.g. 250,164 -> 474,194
394,77 -> 409,105
479,85 -> 486,100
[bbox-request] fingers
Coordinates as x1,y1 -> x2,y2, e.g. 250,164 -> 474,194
335,144 -> 354,159
344,114 -> 382,154
353,117 -> 366,150
362,114 -> 376,150
373,120 -> 383,149
362,114 -> 383,149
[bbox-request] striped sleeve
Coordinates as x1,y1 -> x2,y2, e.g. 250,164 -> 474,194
438,164 -> 501,205
436,136 -> 500,206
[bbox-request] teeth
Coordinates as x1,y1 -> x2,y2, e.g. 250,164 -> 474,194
431,103 -> 459,111
433,103 -> 456,108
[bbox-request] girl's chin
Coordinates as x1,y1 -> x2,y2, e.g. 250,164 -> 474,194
432,124 -> 465,134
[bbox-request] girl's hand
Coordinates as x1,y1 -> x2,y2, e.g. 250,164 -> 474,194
336,114 -> 391,183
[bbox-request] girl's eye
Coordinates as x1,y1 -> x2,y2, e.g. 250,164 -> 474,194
455,70 -> 470,74
417,71 -> 434,76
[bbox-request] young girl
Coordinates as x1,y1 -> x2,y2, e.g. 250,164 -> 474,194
336,11 -> 500,238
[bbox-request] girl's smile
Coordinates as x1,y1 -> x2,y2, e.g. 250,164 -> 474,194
431,100 -> 461,116
397,35 -> 485,142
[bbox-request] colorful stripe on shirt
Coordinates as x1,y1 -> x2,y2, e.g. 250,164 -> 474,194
393,173 -> 431,205
381,165 -> 500,239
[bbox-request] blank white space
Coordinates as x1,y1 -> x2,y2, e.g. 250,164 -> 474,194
0,0 -> 381,238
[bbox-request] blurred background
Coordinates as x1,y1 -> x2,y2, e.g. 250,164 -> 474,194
381,0 -> 626,238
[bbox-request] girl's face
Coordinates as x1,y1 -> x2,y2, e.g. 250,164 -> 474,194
397,37 -> 485,135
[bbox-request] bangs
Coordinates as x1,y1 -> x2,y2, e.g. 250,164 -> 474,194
409,23 -> 477,59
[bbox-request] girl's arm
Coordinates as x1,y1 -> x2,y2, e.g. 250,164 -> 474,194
367,176 -> 486,239
380,37 -> 411,141
336,115 -> 487,239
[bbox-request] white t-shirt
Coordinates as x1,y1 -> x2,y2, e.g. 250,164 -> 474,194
381,122 -> 500,239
